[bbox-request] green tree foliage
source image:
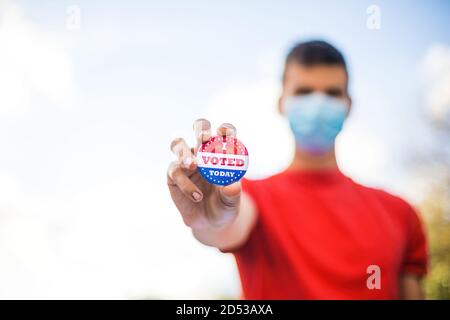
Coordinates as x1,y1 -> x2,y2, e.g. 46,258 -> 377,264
421,179 -> 450,299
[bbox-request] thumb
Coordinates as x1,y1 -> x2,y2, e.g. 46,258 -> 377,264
218,182 -> 241,208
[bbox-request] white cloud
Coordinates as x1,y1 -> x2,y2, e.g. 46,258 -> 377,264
254,49 -> 285,79
0,4 -> 75,115
0,173 -> 239,299
0,172 -> 22,206
0,4 -> 238,299
420,44 -> 450,127
336,123 -> 388,186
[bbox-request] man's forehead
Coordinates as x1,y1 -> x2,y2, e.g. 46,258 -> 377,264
284,63 -> 348,87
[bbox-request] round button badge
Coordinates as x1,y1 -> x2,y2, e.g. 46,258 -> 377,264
197,135 -> 249,186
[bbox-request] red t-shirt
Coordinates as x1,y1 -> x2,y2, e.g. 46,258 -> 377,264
226,168 -> 428,299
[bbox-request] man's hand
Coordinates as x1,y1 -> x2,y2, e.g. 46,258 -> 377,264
399,274 -> 425,300
167,119 -> 256,249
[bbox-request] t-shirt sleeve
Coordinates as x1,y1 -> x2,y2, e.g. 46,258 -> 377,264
401,205 -> 428,277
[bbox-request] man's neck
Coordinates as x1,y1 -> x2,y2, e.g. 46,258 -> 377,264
288,146 -> 338,172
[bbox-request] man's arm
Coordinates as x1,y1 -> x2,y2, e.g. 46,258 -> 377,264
399,274 -> 425,299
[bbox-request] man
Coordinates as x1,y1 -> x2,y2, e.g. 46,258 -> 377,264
167,40 -> 428,299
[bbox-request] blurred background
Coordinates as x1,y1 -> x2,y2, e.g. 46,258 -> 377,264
0,0 -> 449,299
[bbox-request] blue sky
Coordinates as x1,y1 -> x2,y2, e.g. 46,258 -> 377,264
9,0 -> 450,187
0,0 -> 449,298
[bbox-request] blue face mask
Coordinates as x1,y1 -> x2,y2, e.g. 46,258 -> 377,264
284,93 -> 348,154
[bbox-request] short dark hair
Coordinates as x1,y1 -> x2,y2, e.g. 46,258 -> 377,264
283,40 -> 348,81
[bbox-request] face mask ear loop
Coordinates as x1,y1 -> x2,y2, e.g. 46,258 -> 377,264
283,96 -> 289,114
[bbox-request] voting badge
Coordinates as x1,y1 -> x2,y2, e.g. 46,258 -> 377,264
197,135 -> 249,186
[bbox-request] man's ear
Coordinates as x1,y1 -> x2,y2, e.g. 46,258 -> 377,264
278,96 -> 284,115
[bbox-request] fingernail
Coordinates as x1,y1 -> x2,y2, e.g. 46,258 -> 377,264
192,191 -> 202,201
197,130 -> 210,140
189,160 -> 197,170
183,157 -> 196,169
217,123 -> 236,136
183,157 -> 193,166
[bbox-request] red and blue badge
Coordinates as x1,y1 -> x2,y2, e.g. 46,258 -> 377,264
197,135 -> 249,186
